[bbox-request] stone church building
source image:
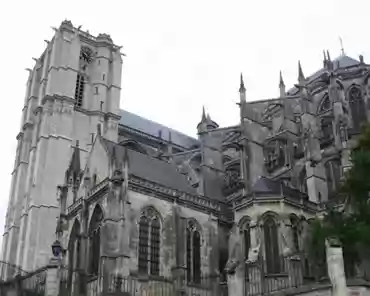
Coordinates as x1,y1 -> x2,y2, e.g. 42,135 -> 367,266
1,20 -> 369,294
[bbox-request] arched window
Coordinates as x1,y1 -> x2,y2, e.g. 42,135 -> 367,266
299,168 -> 308,194
138,207 -> 161,276
348,86 -> 367,132
74,74 -> 85,108
318,95 -> 331,114
239,219 -> 251,261
325,159 -> 342,199
88,205 -> 103,277
320,117 -> 334,148
289,216 -> 300,253
67,220 -> 81,291
186,220 -> 201,284
263,216 -> 280,274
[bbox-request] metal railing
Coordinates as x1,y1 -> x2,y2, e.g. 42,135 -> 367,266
244,255 -> 329,296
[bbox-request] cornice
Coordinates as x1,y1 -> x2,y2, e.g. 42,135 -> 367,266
66,175 -> 229,221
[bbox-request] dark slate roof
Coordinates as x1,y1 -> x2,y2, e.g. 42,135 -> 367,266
287,54 -> 360,95
101,138 -> 197,194
118,109 -> 199,149
252,177 -> 282,194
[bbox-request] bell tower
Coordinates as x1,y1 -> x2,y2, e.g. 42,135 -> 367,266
0,20 -> 123,277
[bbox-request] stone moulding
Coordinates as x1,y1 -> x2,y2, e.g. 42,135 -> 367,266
66,174 -> 228,220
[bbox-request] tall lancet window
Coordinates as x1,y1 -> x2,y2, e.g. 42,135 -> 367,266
186,220 -> 201,284
138,207 -> 161,276
289,215 -> 300,253
88,205 -> 103,277
67,220 -> 81,291
348,86 -> 367,132
325,159 -> 342,199
240,218 -> 251,261
263,216 -> 280,274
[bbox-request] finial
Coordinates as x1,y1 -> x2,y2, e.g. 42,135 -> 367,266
168,131 -> 172,143
323,50 -> 327,62
76,140 -> 79,147
339,37 -> 345,56
239,73 -> 246,93
202,106 -> 206,121
298,61 -> 305,82
359,55 -> 364,64
279,70 -> 285,86
326,50 -> 331,62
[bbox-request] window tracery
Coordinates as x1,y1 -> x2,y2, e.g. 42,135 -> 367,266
320,117 -> 334,148
298,167 -> 308,194
325,159 -> 342,199
223,163 -> 242,195
67,220 -> 81,290
318,95 -> 331,114
289,215 -> 300,252
263,216 -> 280,273
348,86 -> 367,132
138,207 -> 161,276
186,219 -> 201,284
88,205 -> 103,277
264,140 -> 287,173
240,220 -> 251,261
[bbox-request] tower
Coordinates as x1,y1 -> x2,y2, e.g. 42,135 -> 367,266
1,20 -> 123,277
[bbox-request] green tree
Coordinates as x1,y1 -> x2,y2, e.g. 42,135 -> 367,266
309,124 -> 370,275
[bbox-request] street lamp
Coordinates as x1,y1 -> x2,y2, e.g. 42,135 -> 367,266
51,240 -> 62,257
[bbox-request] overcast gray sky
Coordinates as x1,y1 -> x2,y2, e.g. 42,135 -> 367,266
0,0 -> 369,252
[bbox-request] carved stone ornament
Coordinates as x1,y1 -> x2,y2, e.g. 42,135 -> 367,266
111,169 -> 124,186
264,140 -> 286,172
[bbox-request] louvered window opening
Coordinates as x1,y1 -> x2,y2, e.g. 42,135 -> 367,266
75,74 -> 85,107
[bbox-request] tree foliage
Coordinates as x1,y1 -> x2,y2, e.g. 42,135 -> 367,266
309,124 -> 370,267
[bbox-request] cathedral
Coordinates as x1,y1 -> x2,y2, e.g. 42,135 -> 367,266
0,20 -> 369,295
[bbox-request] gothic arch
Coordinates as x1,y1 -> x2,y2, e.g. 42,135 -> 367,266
67,219 -> 81,290
317,94 -> 331,114
88,203 -> 104,230
258,211 -> 280,225
138,206 -> 162,276
261,212 -> 281,273
237,215 -> 251,230
324,157 -> 342,199
238,216 -> 252,261
298,167 -> 308,194
347,84 -> 367,132
186,218 -> 202,284
88,204 -> 103,276
140,205 -> 163,225
289,214 -> 300,252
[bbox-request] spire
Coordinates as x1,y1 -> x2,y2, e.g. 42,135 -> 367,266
279,71 -> 286,97
298,61 -> 305,83
323,50 -> 327,68
239,73 -> 246,93
339,37 -> 345,56
202,106 -> 206,122
279,70 -> 285,86
326,50 -> 331,62
65,140 -> 82,188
